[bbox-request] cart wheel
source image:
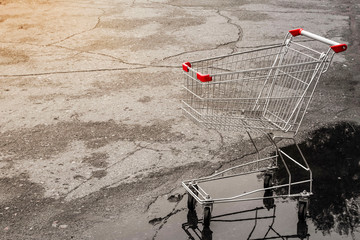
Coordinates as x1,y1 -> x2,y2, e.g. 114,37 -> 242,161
187,185 -> 199,211
203,207 -> 211,227
264,173 -> 273,189
298,201 -> 307,221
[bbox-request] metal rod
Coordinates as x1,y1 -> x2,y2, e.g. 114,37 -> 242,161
278,149 -> 309,171
196,156 -> 278,182
301,30 -> 339,46
196,166 -> 278,184
190,44 -> 282,64
201,180 -> 312,203
199,191 -> 312,204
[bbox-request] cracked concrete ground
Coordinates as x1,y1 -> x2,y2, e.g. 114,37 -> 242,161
0,0 -> 359,239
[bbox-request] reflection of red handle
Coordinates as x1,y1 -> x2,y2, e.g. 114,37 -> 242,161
182,62 -> 191,72
289,28 -> 347,53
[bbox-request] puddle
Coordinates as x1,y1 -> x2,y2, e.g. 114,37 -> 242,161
155,122 -> 360,240
275,122 -> 360,237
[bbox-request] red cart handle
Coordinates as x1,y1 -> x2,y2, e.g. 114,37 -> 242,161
182,62 -> 212,82
289,28 -> 347,53
182,62 -> 191,72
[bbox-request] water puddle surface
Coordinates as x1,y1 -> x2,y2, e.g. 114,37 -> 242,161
155,122 -> 360,240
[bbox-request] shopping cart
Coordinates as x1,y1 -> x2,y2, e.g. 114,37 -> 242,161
181,28 -> 347,226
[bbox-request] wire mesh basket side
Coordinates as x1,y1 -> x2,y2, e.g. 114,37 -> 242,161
182,35 -> 333,134
262,40 -> 332,132
190,45 -> 283,77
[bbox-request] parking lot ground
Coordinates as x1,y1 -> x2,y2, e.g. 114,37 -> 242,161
0,0 -> 359,239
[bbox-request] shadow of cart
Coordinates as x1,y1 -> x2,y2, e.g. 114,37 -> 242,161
182,197 -> 309,240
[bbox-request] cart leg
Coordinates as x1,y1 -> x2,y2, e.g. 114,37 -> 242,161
298,191 -> 310,221
187,184 -> 199,211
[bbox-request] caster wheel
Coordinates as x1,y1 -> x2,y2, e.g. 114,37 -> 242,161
187,185 -> 198,211
298,201 -> 307,221
264,173 -> 273,189
203,207 -> 211,227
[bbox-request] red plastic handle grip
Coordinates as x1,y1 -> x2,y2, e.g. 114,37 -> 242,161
289,28 -> 303,37
182,62 -> 191,72
330,44 -> 347,53
197,73 -> 212,82
182,62 -> 212,82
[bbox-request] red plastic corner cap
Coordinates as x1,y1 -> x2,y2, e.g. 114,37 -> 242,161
196,73 -> 212,82
289,28 -> 303,37
331,44 -> 347,53
182,62 -> 191,72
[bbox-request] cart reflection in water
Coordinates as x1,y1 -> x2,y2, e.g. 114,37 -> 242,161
182,191 -> 309,240
180,122 -> 359,240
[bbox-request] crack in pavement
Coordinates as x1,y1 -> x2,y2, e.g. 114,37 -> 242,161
0,67 -> 147,78
0,65 -> 179,77
150,202 -> 185,240
145,187 -> 183,213
50,44 -> 146,66
0,5 -> 261,77
160,48 -> 212,62
94,142 -> 173,191
152,209 -> 184,240
161,9 -> 244,62
1,2 -> 186,75
0,41 -> 179,78
63,142 -> 145,200
159,42 -> 282,63
46,8 -> 105,47
216,10 -> 243,53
